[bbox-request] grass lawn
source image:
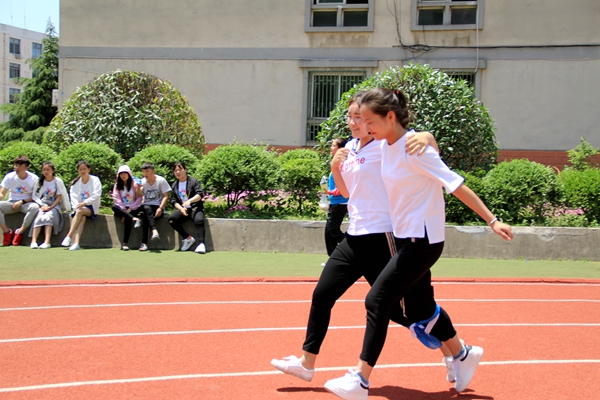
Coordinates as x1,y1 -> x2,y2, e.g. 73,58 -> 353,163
1,247 -> 600,282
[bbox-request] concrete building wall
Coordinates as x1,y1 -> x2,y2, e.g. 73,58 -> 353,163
58,0 -> 600,152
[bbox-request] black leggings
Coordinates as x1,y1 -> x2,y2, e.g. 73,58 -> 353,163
324,203 -> 348,256
304,233 -> 404,355
111,205 -> 141,244
360,236 -> 457,367
168,209 -> 205,243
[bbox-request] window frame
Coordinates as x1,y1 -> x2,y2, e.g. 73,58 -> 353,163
9,37 -> 21,55
9,63 -> 21,80
32,42 -> 43,59
411,0 -> 484,31
300,65 -> 373,144
419,59 -> 486,98
305,0 -> 374,32
9,88 -> 21,103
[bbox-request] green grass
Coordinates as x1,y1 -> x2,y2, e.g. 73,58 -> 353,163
1,247 -> 600,282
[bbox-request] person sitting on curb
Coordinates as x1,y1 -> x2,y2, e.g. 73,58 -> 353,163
0,155 -> 40,246
137,162 -> 171,252
61,160 -> 102,251
168,161 -> 207,254
111,164 -> 143,251
30,161 -> 71,249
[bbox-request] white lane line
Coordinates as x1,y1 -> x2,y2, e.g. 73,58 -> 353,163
1,359 -> 599,393
2,298 -> 600,312
2,323 -> 600,344
1,281 -> 599,289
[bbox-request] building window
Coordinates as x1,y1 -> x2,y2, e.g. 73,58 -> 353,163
9,63 -> 21,79
32,42 -> 43,58
446,71 -> 475,88
306,71 -> 366,142
9,38 -> 21,55
412,0 -> 484,31
306,0 -> 374,32
9,88 -> 21,103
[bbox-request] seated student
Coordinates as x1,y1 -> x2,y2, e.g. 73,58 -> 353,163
30,162 -> 71,249
168,161 -> 206,253
61,160 -> 102,251
111,165 -> 143,251
0,155 -> 40,246
136,162 -> 171,252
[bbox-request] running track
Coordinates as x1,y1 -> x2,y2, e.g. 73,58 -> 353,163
1,280 -> 599,399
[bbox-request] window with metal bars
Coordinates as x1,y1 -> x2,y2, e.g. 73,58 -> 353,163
446,71 -> 475,88
32,42 -> 43,59
306,71 -> 366,142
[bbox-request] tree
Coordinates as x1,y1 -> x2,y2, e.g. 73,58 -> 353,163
317,64 -> 498,172
44,70 -> 204,160
0,21 -> 59,144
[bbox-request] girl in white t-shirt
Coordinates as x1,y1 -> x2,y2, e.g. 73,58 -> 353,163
30,162 -> 71,249
272,93 -> 448,384
61,160 -> 102,251
324,88 -> 513,399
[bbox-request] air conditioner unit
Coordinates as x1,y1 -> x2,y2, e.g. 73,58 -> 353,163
14,54 -> 22,59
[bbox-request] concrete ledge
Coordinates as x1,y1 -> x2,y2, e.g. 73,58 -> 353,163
4,214 -> 600,260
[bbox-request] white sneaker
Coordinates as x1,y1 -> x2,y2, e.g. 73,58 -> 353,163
444,356 -> 455,382
321,262 -> 326,267
30,242 -> 39,249
180,236 -> 196,251
271,355 -> 314,382
194,242 -> 206,254
453,345 -> 483,392
324,369 -> 368,400
69,243 -> 81,251
61,236 -> 71,247
39,243 -> 52,249
133,218 -> 141,229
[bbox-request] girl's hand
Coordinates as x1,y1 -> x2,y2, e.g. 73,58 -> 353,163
331,148 -> 350,170
490,221 -> 513,241
41,205 -> 50,212
182,200 -> 192,208
406,131 -> 435,155
77,202 -> 86,209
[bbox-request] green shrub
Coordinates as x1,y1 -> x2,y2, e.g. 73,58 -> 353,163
444,170 -> 486,225
53,142 -> 123,205
560,168 -> 600,224
197,143 -> 280,208
44,70 -> 204,160
128,144 -> 201,183
277,148 -> 322,164
317,63 -> 498,172
279,157 -> 324,212
566,136 -> 599,170
0,142 -> 57,176
482,159 -> 565,224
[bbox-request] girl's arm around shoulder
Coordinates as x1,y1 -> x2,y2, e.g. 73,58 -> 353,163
330,148 -> 350,199
406,131 -> 440,155
451,183 -> 513,241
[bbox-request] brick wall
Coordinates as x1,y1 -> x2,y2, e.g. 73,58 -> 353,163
498,150 -> 600,170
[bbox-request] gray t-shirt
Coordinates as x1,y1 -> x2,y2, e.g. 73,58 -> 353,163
141,175 -> 171,206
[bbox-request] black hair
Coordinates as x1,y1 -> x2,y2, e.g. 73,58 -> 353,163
70,160 -> 91,187
115,167 -> 132,192
36,161 -> 56,194
13,155 -> 30,167
142,162 -> 155,170
358,88 -> 411,129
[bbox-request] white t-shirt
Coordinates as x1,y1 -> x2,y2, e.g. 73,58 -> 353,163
340,138 -> 393,236
141,175 -> 171,206
380,132 -> 464,244
0,171 -> 38,201
41,179 -> 58,204
78,180 -> 91,202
